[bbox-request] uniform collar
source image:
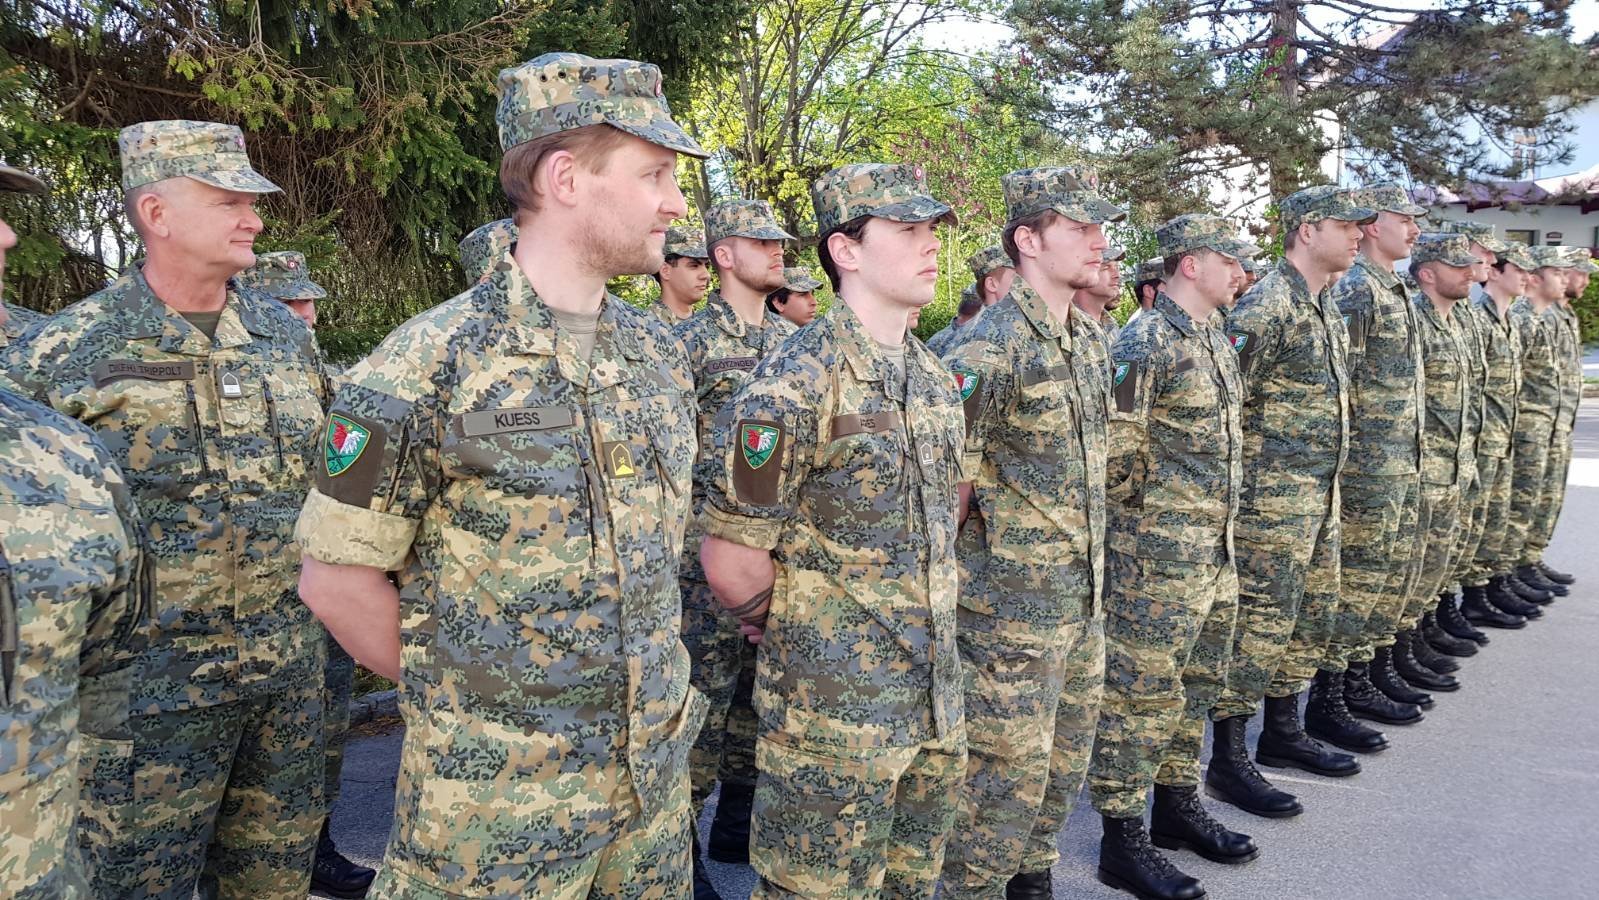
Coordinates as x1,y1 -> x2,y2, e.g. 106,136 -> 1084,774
1009,276 -> 1074,352
499,256 -> 645,392
1154,292 -> 1199,336
1354,253 -> 1402,290
112,262 -> 272,353
830,298 -> 889,384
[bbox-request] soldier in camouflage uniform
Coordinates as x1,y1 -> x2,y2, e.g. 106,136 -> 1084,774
937,166 -> 1122,899
2,121 -> 331,900
457,217 -> 518,285
926,285 -> 982,356
294,53 -> 710,899
1314,184 -> 1428,745
676,198 -> 795,891
1205,186 -> 1370,820
1502,247 -> 1572,619
1399,236 -> 1481,693
1521,246 -> 1587,591
0,158 -> 152,900
698,163 -> 966,899
238,250 -> 378,898
1456,241 -> 1535,632
654,225 -> 712,324
767,266 -> 823,328
1128,257 -> 1164,327
971,243 -> 1017,306
1073,245 -> 1126,348
0,158 -> 46,347
1084,215 -> 1256,900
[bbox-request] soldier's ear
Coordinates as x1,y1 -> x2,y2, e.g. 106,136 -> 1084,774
540,149 -> 582,209
825,230 -> 863,275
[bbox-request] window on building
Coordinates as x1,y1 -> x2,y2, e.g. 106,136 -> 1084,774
1505,228 -> 1537,246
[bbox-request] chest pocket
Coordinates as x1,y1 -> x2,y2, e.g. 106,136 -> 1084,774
589,380 -> 693,561
210,356 -> 325,484
808,404 -> 907,554
81,359 -> 204,497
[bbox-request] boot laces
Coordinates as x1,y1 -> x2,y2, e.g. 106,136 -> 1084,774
1175,791 -> 1228,839
1125,823 -> 1184,879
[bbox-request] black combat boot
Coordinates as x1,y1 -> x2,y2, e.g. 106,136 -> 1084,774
1464,582 -> 1525,629
1203,715 -> 1302,818
706,782 -> 755,864
1407,626 -> 1460,673
1536,560 -> 1575,585
1438,590 -> 1491,644
1506,570 -> 1555,605
1150,784 -> 1259,865
1097,815 -> 1206,900
1257,693 -> 1362,776
1517,563 -> 1568,597
1394,632 -> 1459,692
310,820 -> 377,899
692,849 -> 722,900
1304,670 -> 1390,753
1422,609 -> 1477,657
1370,646 -> 1434,709
1005,870 -> 1053,900
1486,576 -> 1541,619
1344,662 -> 1424,725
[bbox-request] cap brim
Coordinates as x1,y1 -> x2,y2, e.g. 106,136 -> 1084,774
787,280 -> 822,291
1478,238 -> 1509,253
0,165 -> 47,194
189,169 -> 281,194
1382,201 -> 1428,217
1051,194 -> 1127,225
717,226 -> 794,242
271,279 -> 328,300
870,196 -> 958,229
1330,206 -> 1379,225
611,119 -> 710,160
1213,238 -> 1263,259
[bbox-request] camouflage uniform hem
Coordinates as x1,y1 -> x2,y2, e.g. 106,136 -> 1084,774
700,506 -> 782,552
296,487 -> 417,570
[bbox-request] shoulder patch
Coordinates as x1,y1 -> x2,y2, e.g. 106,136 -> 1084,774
733,420 -> 783,506
952,368 -> 982,434
1227,328 -> 1259,373
318,411 -> 388,505
1113,359 -> 1140,413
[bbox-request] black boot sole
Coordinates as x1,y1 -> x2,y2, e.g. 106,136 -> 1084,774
1347,704 -> 1424,725
1465,614 -> 1526,630
1202,782 -> 1303,818
1412,654 -> 1460,673
1426,641 -> 1477,657
1303,725 -> 1390,754
1097,866 -> 1207,900
1151,831 -> 1260,865
1398,674 -> 1460,692
1255,751 -> 1361,778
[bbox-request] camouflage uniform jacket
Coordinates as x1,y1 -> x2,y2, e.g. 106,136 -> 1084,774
1105,293 -> 1242,565
943,278 -> 1109,628
294,257 -> 705,859
1509,298 -> 1560,430
702,300 -> 965,751
924,318 -> 970,357
1414,296 -> 1472,487
0,303 -> 43,349
647,298 -> 692,328
1468,295 -> 1523,459
1222,258 -> 1352,515
1099,312 -> 1121,347
1453,292 -> 1488,478
1547,303 -> 1582,426
1330,255 -> 1423,477
675,292 -> 795,586
0,389 -> 150,898
1,264 -> 328,712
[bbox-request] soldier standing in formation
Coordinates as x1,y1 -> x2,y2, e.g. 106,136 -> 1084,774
766,267 -> 823,328
1086,214 -> 1255,900
938,166 -> 1122,899
926,285 -> 983,356
654,225 -> 714,324
700,163 -> 967,899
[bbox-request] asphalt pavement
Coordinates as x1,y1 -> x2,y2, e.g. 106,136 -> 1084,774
320,402 -> 1599,900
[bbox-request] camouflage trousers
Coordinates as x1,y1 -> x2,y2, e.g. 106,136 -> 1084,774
1089,554 -> 1239,820
1212,501 -> 1341,718
1328,476 -> 1418,668
78,681 -> 325,900
681,581 -> 760,812
1452,454 -> 1503,588
1525,425 -> 1574,564
1019,617 -> 1107,874
750,731 -> 967,899
1402,481 -> 1463,631
324,634 -> 355,808
1361,475 -> 1427,652
1466,451 -> 1516,586
1504,416 -> 1554,568
941,608 -> 1094,897
373,761 -> 694,900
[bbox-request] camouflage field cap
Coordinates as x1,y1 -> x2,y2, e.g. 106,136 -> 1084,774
1497,240 -> 1538,271
1561,245 -> 1598,274
811,163 -> 956,234
1134,256 -> 1166,283
118,120 -> 280,193
960,283 -> 979,306
1356,183 -> 1427,217
496,53 -> 707,158
782,266 -> 822,292
664,224 -> 708,259
1279,185 -> 1375,232
1240,255 -> 1261,274
705,199 -> 794,245
1156,213 -> 1261,260
1001,167 -> 1125,225
968,244 -> 1012,281
1411,233 -> 1479,268
1528,244 -> 1575,270
239,251 -> 327,301
1436,219 -> 1508,253
0,158 -> 46,194
458,218 -> 518,282
1103,245 -> 1127,262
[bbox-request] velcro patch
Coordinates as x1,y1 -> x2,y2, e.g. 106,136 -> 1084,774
831,412 -> 902,439
454,406 -> 575,438
1344,310 -> 1369,351
91,359 -> 196,387
952,369 -> 982,435
705,357 -> 759,374
732,420 -> 783,506
317,411 -> 388,506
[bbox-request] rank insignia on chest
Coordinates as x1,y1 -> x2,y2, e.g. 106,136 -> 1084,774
741,423 -> 779,469
325,414 -> 371,476
219,370 -> 242,398
604,441 -> 637,479
952,369 -> 979,401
